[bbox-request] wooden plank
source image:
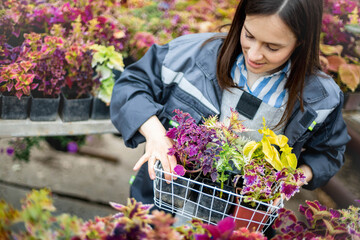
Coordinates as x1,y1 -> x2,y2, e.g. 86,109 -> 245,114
0,114 -> 119,137
343,110 -> 360,136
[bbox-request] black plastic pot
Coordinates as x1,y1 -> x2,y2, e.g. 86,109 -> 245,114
0,94 -> 30,119
59,91 -> 92,122
30,94 -> 60,121
90,97 -> 110,119
155,163 -> 196,208
194,178 -> 235,224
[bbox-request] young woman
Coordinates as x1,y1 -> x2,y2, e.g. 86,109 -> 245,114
110,0 -> 350,224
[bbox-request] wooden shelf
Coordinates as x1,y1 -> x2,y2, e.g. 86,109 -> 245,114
343,110 -> 360,136
0,115 -> 119,137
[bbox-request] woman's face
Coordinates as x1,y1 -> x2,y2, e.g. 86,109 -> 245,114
240,14 -> 298,75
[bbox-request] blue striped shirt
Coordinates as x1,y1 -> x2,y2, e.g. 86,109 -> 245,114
231,53 -> 291,108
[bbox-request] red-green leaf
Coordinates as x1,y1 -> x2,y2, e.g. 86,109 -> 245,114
326,55 -> 347,72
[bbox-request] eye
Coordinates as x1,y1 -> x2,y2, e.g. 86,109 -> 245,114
245,32 -> 254,39
267,45 -> 279,52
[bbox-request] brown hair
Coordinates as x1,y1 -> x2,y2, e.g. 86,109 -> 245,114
207,0 -> 323,127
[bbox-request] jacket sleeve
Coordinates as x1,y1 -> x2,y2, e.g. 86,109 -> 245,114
110,43 -> 169,148
300,92 -> 351,190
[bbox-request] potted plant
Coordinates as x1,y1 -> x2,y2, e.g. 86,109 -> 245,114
159,110 -> 248,223
0,60 -> 38,119
21,33 -> 67,121
320,0 -> 360,110
59,43 -> 94,122
154,110 -> 305,231
155,109 -> 220,209
191,111 -> 251,224
89,44 -> 124,119
231,120 -> 306,231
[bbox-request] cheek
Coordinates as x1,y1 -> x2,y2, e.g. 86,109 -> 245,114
267,51 -> 292,65
240,34 -> 249,50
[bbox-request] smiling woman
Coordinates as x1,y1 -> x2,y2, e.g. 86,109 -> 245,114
110,0 -> 350,237
240,14 -> 297,80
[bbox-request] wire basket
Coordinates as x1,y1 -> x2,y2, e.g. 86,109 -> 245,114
153,161 -> 283,232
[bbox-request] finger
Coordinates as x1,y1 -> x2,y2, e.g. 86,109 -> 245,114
168,154 -> 177,172
168,155 -> 178,180
148,155 -> 156,180
133,154 -> 148,171
160,154 -> 172,182
273,197 -> 280,207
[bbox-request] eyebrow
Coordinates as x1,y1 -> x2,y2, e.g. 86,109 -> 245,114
244,25 -> 285,47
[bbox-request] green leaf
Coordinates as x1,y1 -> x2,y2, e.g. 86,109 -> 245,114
345,24 -> 360,35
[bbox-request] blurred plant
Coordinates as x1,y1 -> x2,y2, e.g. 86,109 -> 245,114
0,188 -> 270,239
0,137 -> 43,162
0,135 -> 86,162
321,0 -> 360,92
0,199 -> 19,239
130,31 -> 159,60
45,135 -> 87,153
272,200 -> 360,240
0,60 -> 38,99
22,32 -> 67,98
195,217 -> 267,240
90,44 -> 124,105
64,43 -> 94,99
0,0 -> 48,47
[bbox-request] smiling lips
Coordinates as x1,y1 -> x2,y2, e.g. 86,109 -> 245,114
247,58 -> 265,69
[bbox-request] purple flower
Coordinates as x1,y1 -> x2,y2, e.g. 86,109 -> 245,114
174,165 -> 186,176
6,147 -> 14,156
67,141 -> 78,153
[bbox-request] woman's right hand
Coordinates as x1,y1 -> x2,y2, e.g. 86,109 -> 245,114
133,115 -> 177,181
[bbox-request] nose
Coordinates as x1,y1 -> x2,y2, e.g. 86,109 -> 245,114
247,43 -> 263,62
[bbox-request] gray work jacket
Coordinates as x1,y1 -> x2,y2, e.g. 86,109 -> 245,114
110,33 -> 350,190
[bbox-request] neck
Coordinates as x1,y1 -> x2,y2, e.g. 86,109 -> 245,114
247,71 -> 265,89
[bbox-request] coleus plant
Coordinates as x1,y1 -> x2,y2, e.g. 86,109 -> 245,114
202,110 -> 251,195
272,200 -> 360,240
64,43 -> 94,99
240,119 -> 306,205
320,0 -> 360,92
0,188 -> 270,239
166,109 -> 220,179
22,32 -> 67,98
0,60 -> 38,99
166,109 -> 250,195
89,44 -> 124,105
